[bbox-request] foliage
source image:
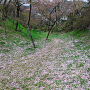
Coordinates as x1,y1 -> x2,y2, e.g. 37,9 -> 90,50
61,6 -> 90,31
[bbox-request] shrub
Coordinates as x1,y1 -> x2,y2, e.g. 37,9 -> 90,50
61,6 -> 90,31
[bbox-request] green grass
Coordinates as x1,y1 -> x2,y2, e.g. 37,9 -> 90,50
1,19 -> 90,42
80,78 -> 86,86
1,78 -> 9,86
68,29 -> 89,38
20,83 -> 29,90
11,87 -> 16,90
2,49 -> 10,53
84,45 -> 90,50
2,19 -> 47,40
34,81 -> 46,87
0,41 -> 5,45
24,76 -> 35,82
0,19 -> 89,58
67,64 -> 72,68
87,68 -> 90,72
76,63 -> 85,68
0,18 -> 90,89
55,80 -> 62,85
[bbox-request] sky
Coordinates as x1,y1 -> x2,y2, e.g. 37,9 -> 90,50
50,0 -> 53,2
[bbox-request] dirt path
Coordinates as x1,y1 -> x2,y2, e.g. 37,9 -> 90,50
0,36 -> 90,89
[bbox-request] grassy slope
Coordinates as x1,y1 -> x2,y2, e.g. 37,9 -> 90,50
0,20 -> 90,90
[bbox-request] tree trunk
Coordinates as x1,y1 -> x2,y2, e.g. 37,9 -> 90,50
15,21 -> 18,31
19,6 -> 36,48
2,0 -> 11,20
46,21 -> 56,40
15,0 -> 20,31
28,26 -> 36,48
27,0 -> 36,48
